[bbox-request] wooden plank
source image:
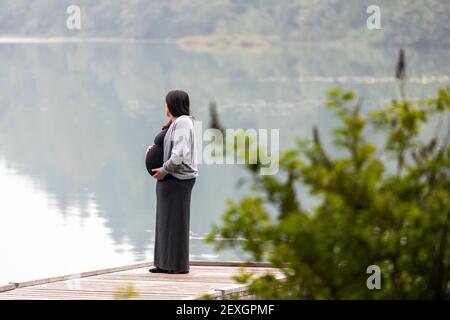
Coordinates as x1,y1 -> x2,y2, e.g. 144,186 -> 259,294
9,261 -> 153,289
0,284 -> 16,293
200,285 -> 250,300
94,266 -> 282,277
0,290 -> 188,300
190,261 -> 273,268
94,271 -> 284,281
34,280 -> 237,290
0,262 -> 284,300
7,260 -> 274,289
30,280 -> 240,295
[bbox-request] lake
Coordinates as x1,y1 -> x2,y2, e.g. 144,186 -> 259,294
0,40 -> 448,285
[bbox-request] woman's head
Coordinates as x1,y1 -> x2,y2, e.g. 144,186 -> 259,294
165,90 -> 190,118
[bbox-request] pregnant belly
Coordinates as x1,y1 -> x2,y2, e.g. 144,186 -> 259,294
145,145 -> 163,176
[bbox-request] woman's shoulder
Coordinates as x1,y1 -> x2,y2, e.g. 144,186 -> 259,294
175,116 -> 194,128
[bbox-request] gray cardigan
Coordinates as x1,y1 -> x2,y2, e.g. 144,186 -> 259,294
160,115 -> 198,179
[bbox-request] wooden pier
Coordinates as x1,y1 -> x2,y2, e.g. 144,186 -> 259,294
0,261 -> 284,300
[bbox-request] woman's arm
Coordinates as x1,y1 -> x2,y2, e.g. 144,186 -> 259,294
155,118 -> 193,179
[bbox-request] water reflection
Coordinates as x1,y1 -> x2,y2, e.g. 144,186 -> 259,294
0,158 -> 137,284
0,42 -> 448,285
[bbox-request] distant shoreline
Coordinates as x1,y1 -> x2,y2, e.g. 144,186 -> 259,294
0,36 -> 178,44
0,36 -> 447,52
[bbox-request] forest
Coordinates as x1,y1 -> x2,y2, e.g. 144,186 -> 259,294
0,0 -> 449,46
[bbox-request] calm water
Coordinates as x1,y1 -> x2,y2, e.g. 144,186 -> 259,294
0,41 -> 448,285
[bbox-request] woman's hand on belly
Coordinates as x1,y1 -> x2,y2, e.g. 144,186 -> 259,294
152,167 -> 167,180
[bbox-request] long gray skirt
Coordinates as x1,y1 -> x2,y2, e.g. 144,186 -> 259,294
154,177 -> 196,271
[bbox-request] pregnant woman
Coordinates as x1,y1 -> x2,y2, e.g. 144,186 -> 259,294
145,90 -> 198,274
